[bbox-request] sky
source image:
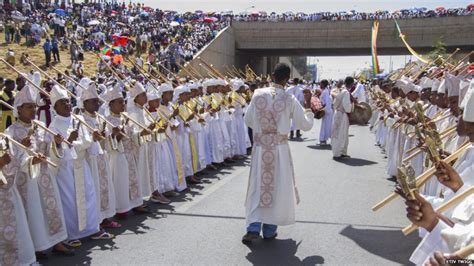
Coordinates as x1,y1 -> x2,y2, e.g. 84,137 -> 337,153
136,0 -> 470,79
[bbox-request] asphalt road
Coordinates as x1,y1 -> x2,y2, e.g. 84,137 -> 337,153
41,120 -> 419,265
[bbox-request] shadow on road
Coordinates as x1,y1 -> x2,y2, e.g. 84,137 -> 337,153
333,158 -> 378,166
306,144 -> 332,150
245,239 -> 324,265
340,225 -> 418,265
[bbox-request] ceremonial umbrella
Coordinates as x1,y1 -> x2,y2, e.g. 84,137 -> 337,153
55,8 -> 66,16
203,17 -> 218,23
103,46 -> 121,56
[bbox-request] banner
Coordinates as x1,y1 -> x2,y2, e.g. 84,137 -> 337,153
394,19 -> 429,63
371,21 -> 381,76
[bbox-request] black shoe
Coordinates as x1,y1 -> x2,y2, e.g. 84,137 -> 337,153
340,154 -> 351,159
242,232 -> 260,244
320,141 -> 327,145
387,176 -> 397,182
263,232 -> 278,240
52,247 -> 75,257
296,130 -> 302,138
333,156 -> 342,161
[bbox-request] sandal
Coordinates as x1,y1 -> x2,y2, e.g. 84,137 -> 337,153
63,239 -> 82,248
91,231 -> 115,240
101,220 -> 122,229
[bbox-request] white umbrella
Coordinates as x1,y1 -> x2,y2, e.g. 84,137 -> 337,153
170,21 -> 180,27
88,20 -> 101,26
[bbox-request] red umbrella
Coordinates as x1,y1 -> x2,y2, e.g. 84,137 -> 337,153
435,7 -> 445,12
251,11 -> 259,17
467,4 -> 474,11
203,17 -> 218,23
143,6 -> 153,12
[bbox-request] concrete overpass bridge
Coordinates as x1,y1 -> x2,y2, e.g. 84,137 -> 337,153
183,15 -> 474,76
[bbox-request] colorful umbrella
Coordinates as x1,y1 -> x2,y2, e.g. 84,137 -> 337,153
203,17 -> 218,23
103,46 -> 121,56
55,9 -> 66,16
436,7 -> 445,11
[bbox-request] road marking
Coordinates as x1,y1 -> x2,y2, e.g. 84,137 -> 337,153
175,165 -> 249,213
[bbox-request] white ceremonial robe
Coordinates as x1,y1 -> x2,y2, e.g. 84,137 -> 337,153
244,84 -> 313,226
319,88 -> 333,142
6,122 -> 67,252
127,104 -> 154,198
331,89 -> 352,157
83,112 -> 116,221
218,101 -> 232,159
159,104 -> 187,192
105,113 -> 141,213
148,111 -> 175,193
1,155 -> 36,266
49,115 -> 100,240
234,102 -> 248,155
207,109 -> 224,163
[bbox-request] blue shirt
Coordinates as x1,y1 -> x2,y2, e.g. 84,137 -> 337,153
52,40 -> 59,50
43,41 -> 51,52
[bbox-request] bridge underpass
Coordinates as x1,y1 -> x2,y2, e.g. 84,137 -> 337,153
181,15 -> 474,77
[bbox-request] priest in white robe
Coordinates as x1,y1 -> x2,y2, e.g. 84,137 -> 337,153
318,80 -> 333,145
6,85 -> 71,255
48,85 -> 113,246
242,63 -> 313,244
331,77 -> 354,159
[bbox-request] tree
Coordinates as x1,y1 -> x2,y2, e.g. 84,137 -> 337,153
427,38 -> 447,65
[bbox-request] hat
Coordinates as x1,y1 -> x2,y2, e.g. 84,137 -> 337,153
174,85 -> 190,96
437,78 -> 447,94
80,82 -> 100,105
147,90 -> 161,101
145,79 -> 159,92
13,85 -> 38,115
231,79 -> 245,91
202,79 -> 216,88
129,81 -> 146,99
420,77 -> 433,89
459,79 -> 471,105
401,80 -> 418,95
446,73 -> 461,98
461,88 -> 474,122
431,79 -> 441,92
188,83 -> 199,90
101,86 -> 123,104
159,83 -> 173,93
50,85 -> 70,106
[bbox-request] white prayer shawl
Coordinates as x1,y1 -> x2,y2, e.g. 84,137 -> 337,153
0,154 -> 36,266
217,98 -> 232,159
352,83 -> 367,103
319,88 -> 333,142
82,112 -> 116,220
104,113 -> 141,212
159,104 -> 188,191
207,107 -> 224,163
234,102 -> 249,155
5,121 -> 67,252
244,84 -> 313,226
127,103 -> 154,197
48,115 -> 100,240
331,89 -> 352,157
148,111 -> 175,193
176,115 -> 194,177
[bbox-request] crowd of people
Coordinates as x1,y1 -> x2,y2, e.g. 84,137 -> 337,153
1,1 -> 229,74
231,6 -> 473,22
